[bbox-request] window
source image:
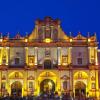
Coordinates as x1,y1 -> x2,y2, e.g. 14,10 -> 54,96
16,52 -> 20,56
15,58 -> 20,64
77,58 -> 82,65
44,60 -> 52,69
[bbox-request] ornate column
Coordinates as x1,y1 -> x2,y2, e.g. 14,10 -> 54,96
51,26 -> 53,39
95,47 -> 98,65
23,70 -> 28,96
42,26 -> 45,39
0,47 -> 2,65
57,47 -> 61,65
6,47 -> 9,65
58,25 -> 60,40
88,47 -> 91,64
95,47 -> 99,97
25,47 -> 28,65
68,47 -> 72,64
34,47 -> 38,65
35,24 -> 38,40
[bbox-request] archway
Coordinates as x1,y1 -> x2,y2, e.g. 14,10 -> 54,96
75,81 -> 86,97
40,79 -> 55,93
11,81 -> 22,96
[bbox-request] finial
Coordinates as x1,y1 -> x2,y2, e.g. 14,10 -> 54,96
94,32 -> 96,36
78,31 -> 81,34
87,32 -> 90,37
25,32 -> 28,37
94,32 -> 97,41
7,32 -> 10,38
18,31 -> 20,34
0,33 -> 2,38
69,32 -> 72,37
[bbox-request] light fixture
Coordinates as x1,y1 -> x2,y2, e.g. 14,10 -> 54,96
44,38 -> 51,43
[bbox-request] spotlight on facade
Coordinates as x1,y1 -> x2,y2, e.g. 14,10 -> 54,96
0,39 -> 2,42
44,38 -> 51,43
25,39 -> 28,42
88,39 -> 91,42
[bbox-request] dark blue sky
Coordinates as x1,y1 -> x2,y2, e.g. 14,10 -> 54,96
0,0 -> 100,46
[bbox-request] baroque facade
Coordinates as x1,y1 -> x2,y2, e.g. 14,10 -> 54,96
0,17 -> 99,98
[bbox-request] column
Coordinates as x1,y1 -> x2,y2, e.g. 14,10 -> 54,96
0,47 -> 3,65
88,47 -> 91,64
0,71 -> 1,96
96,70 -> 99,97
23,70 -> 28,96
35,25 -> 38,40
34,47 -> 38,65
6,47 -> 9,65
42,26 -> 45,39
51,26 -> 53,39
95,47 -> 98,65
58,25 -> 60,40
57,47 -> 61,65
25,47 -> 28,65
0,47 -> 2,65
68,47 -> 72,64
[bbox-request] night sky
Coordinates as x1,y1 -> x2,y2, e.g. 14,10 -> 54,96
0,0 -> 100,47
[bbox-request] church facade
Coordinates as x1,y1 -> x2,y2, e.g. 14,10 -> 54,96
0,17 -> 99,98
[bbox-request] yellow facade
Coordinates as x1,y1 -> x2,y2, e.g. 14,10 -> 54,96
0,17 -> 99,98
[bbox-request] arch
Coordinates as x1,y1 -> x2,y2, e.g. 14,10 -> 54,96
9,71 -> 23,79
39,71 -> 56,78
37,71 -> 57,94
74,71 -> 88,80
11,81 -> 22,96
75,81 -> 86,97
40,79 -> 55,93
75,81 -> 86,89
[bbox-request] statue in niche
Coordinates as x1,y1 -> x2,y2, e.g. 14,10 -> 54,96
45,48 -> 50,57
2,75 -> 6,80
78,52 -> 82,57
2,52 -> 6,64
2,52 -> 6,59
15,72 -> 19,78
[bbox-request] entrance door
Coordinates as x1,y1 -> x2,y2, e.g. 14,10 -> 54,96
75,81 -> 86,97
40,79 -> 55,93
11,81 -> 22,96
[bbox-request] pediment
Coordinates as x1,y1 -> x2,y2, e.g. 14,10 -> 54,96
60,75 -> 70,80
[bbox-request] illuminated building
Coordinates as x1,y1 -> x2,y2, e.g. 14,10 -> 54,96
0,17 -> 99,98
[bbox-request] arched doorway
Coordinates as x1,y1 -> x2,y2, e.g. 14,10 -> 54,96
40,79 -> 55,93
11,81 -> 22,96
75,81 -> 86,97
